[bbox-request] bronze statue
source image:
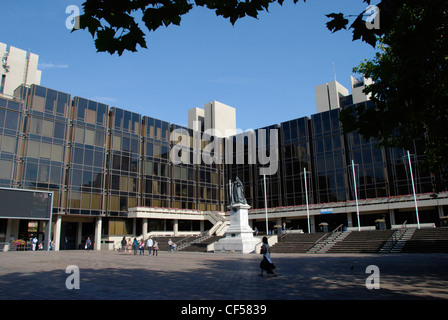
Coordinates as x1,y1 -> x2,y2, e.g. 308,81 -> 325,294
230,177 -> 247,205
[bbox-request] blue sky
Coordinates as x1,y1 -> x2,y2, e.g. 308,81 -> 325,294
1,0 -> 377,130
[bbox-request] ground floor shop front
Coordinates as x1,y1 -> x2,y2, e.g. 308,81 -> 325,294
2,192 -> 447,251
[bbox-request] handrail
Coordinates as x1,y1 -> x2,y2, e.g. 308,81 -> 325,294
307,224 -> 344,252
278,227 -> 293,241
382,220 -> 407,252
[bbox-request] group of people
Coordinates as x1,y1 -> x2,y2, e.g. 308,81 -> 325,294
120,236 -> 166,255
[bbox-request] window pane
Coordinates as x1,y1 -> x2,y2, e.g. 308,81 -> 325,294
74,127 -> 84,144
85,129 -> 95,145
94,131 -> 105,147
54,122 -> 65,139
5,111 -> 19,130
42,120 -> 54,138
1,135 -> 16,153
0,160 -> 12,179
50,166 -> 62,184
38,164 -> 50,182
51,144 -> 64,162
40,143 -> 52,159
27,140 -> 40,158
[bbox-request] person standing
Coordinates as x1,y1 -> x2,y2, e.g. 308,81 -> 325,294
85,237 -> 92,250
259,236 -> 277,277
139,238 -> 145,255
146,236 -> 153,256
168,238 -> 175,253
152,240 -> 159,256
32,236 -> 38,251
132,238 -> 138,255
121,236 -> 127,254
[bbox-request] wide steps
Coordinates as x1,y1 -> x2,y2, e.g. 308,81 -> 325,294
271,233 -> 326,253
181,236 -> 224,252
401,228 -> 448,253
327,230 -> 394,254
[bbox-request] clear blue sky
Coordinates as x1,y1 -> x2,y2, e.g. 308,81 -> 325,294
1,0 -> 377,130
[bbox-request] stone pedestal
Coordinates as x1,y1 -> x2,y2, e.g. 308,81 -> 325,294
214,203 -> 260,254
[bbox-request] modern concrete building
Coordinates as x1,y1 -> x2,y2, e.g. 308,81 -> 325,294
315,80 -> 350,113
189,101 -> 236,137
0,58 -> 446,251
0,42 -> 41,98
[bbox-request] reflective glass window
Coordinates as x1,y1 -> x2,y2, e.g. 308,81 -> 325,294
0,160 -> 12,179
1,135 -> 16,153
5,111 -> 19,130
54,122 -> 65,139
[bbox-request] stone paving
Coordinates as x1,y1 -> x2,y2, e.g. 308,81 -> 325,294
0,250 -> 447,301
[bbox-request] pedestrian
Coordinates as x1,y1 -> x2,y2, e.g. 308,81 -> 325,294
152,240 -> 159,256
85,237 -> 92,250
32,236 -> 38,251
146,236 -> 153,256
168,238 -> 175,253
121,236 -> 127,253
259,236 -> 277,277
127,238 -> 132,255
133,237 -> 138,255
139,238 -> 145,255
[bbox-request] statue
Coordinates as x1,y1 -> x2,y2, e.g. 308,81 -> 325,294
230,177 -> 247,205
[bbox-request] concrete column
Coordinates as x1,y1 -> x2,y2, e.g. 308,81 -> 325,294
54,215 -> 62,251
76,222 -> 83,249
142,218 -> 148,239
44,220 -> 51,251
94,217 -> 102,250
347,212 -> 353,227
200,220 -> 204,233
389,209 -> 396,226
438,206 -> 444,219
3,219 -> 12,252
132,218 -> 136,236
310,215 -> 316,233
173,219 -> 178,236
38,221 -> 44,243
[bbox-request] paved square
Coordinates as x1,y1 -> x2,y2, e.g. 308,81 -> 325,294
0,250 -> 447,300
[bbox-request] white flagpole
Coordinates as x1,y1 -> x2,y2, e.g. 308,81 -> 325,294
351,160 -> 361,231
263,174 -> 268,235
304,167 -> 310,233
407,150 -> 420,229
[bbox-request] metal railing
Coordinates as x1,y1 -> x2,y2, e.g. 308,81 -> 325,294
381,220 -> 407,252
307,224 -> 344,253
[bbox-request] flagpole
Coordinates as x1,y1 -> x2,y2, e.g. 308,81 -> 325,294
351,160 -> 361,231
304,167 -> 310,233
263,174 -> 268,235
407,150 -> 420,229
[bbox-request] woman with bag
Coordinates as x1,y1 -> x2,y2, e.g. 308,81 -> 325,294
259,236 -> 277,277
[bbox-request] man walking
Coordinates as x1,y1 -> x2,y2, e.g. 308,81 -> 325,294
146,236 -> 153,256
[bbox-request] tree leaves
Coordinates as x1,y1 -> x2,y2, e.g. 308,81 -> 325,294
325,13 -> 348,33
75,0 -> 310,55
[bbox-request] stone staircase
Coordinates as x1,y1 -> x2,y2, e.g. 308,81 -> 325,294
326,230 -> 395,253
380,228 -> 416,253
270,233 -> 325,253
180,235 -> 224,252
402,228 -> 448,253
307,231 -> 352,254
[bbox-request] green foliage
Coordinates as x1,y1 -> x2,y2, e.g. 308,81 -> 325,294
339,1 -> 448,186
74,0 -> 305,55
75,0 -> 448,186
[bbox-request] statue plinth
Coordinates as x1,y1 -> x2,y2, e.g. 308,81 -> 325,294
214,202 -> 260,254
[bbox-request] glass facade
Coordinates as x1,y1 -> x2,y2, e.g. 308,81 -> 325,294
1,83 -> 445,234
